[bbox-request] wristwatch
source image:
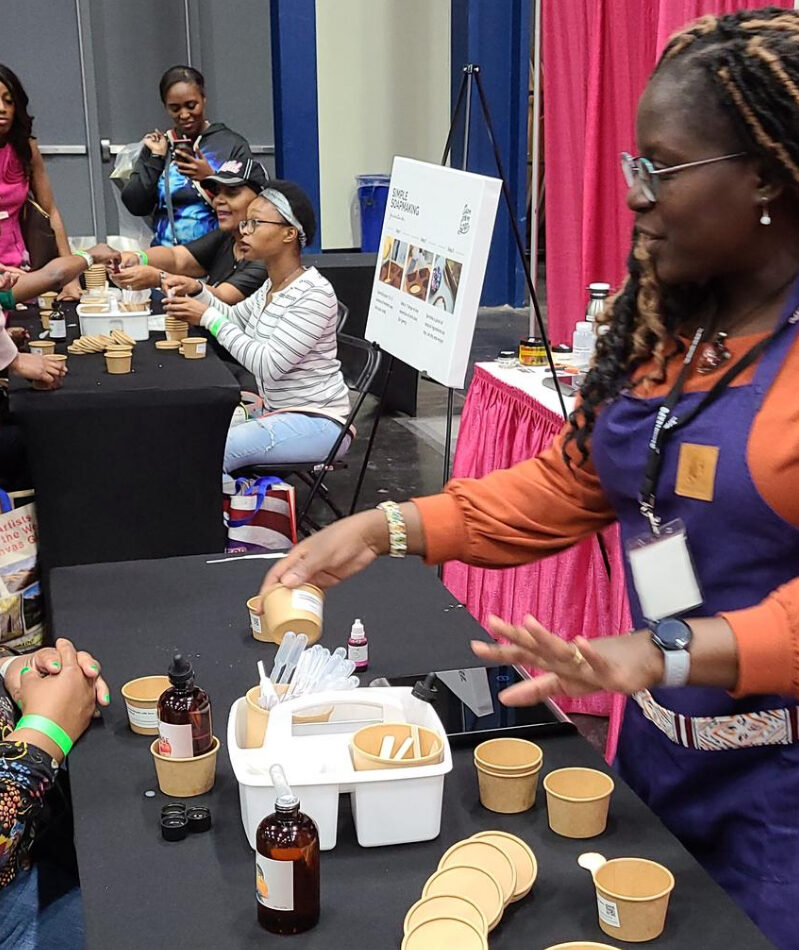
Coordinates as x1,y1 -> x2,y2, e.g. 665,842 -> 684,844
650,617 -> 693,687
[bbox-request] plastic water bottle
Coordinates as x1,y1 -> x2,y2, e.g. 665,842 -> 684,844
572,321 -> 595,367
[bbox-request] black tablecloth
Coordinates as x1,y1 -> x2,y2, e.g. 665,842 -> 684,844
8,304 -> 239,575
51,554 -> 775,950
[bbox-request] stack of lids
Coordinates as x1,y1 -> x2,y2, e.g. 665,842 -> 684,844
84,263 -> 107,291
402,830 -> 537,948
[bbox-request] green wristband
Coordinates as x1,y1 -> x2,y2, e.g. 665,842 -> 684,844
135,250 -> 149,266
73,249 -> 93,267
208,315 -> 227,338
16,714 -> 74,757
0,288 -> 16,310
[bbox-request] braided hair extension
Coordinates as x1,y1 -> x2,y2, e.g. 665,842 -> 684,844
564,7 -> 799,464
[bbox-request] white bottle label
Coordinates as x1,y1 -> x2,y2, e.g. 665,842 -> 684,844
196,341 -> 206,356
597,893 -> 621,928
348,643 -> 368,664
256,854 -> 295,911
157,720 -> 194,758
292,589 -> 323,619
249,610 -> 262,635
125,702 -> 158,730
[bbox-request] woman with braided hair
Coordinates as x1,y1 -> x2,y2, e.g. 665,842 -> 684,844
259,9 -> 799,944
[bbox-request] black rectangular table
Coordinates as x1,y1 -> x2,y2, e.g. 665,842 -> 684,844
50,554 -> 776,949
8,304 -> 239,576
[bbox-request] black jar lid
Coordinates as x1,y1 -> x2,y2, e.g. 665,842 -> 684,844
160,812 -> 188,841
186,806 -> 212,833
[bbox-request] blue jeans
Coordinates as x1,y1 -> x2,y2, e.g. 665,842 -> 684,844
0,863 -> 85,949
224,413 -> 351,475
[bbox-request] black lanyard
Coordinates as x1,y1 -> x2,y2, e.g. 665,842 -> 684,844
638,322 -> 787,531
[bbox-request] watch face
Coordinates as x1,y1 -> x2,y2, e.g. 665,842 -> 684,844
653,617 -> 692,651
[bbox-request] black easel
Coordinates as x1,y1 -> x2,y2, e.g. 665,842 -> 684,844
441,64 -> 611,577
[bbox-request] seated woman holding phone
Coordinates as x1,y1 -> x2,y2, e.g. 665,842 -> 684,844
112,160 -> 268,305
120,65 -> 254,247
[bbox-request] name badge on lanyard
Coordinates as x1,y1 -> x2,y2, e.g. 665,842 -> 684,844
626,316 -> 787,622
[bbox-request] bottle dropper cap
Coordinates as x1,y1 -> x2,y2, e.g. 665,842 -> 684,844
350,618 -> 365,639
270,763 -> 300,811
167,652 -> 194,686
412,672 -> 439,703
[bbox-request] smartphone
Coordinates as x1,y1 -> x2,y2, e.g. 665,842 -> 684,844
172,138 -> 194,161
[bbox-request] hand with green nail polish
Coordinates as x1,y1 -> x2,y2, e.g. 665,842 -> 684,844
3,644 -> 110,709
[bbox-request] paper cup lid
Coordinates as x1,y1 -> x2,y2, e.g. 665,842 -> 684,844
423,866 -> 503,931
439,839 -> 516,906
155,340 -> 181,350
404,895 -> 487,936
401,917 -> 487,950
471,831 -> 538,900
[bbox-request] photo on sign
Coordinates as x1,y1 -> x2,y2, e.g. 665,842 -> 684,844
402,245 -> 435,301
428,256 -> 462,313
379,235 -> 409,290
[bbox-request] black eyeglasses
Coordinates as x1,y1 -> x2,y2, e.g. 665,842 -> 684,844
621,151 -> 747,202
238,218 -> 289,236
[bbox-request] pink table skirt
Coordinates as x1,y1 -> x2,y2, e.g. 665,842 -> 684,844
442,365 -> 631,759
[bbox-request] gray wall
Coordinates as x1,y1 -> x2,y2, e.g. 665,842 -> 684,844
0,0 -> 275,241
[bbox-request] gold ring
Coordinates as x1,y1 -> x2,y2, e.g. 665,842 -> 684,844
571,645 -> 586,667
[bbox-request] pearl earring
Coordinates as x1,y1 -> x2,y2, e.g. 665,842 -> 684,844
760,202 -> 772,226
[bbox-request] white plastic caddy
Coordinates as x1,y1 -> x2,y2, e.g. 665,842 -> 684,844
227,686 -> 452,851
76,305 -> 150,341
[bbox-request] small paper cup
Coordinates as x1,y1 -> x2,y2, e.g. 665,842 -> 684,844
593,857 -> 674,942
105,352 -> 131,374
38,292 -> 57,309
29,340 -> 56,355
243,684 -> 287,748
166,328 -> 186,341
181,337 -> 207,359
121,674 -> 170,735
474,737 -> 543,773
40,312 -> 51,330
403,895 -> 487,937
544,767 -> 614,838
260,582 -> 324,645
105,344 -> 133,355
351,722 -> 443,771
475,762 -> 540,813
32,354 -> 67,389
150,735 -> 220,797
246,595 -> 264,641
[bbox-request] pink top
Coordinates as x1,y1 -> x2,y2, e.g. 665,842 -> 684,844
0,144 -> 29,268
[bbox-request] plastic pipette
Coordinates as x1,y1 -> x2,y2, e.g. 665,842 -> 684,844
270,632 -> 295,682
257,660 -> 279,710
277,633 -> 308,685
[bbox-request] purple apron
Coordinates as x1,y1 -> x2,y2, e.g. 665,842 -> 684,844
591,283 -> 799,950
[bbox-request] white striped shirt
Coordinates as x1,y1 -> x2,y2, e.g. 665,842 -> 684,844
199,267 -> 350,419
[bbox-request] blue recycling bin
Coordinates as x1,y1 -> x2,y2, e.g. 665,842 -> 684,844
356,173 -> 391,252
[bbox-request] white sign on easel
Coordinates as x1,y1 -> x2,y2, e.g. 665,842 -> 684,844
365,157 -> 501,389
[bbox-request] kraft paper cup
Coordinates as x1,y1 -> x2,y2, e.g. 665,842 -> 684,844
471,831 -> 538,902
150,735 -> 220,797
246,596 -> 264,640
40,312 -> 51,330
38,292 -> 56,309
260,582 -> 324,645
243,684 -> 289,749
105,351 -> 132,374
166,328 -> 186,342
29,340 -> 56,355
544,767 -> 615,838
439,839 -> 516,906
32,354 -> 67,389
351,722 -> 443,771
475,762 -> 540,813
588,855 -> 674,942
401,917 -> 487,950
181,337 -> 207,359
105,344 -> 132,355
474,737 -> 543,773
121,674 -> 170,735
403,895 -> 487,937
423,866 -> 503,933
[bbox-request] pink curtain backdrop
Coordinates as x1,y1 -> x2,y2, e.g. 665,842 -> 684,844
542,0 -> 793,346
442,366 -> 632,759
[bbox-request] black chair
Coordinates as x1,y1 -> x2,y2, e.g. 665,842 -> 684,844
336,300 -> 350,333
231,332 -> 383,534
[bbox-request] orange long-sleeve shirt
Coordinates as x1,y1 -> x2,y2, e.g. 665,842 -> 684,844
415,331 -> 799,698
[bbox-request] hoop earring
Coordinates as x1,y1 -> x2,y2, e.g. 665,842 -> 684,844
760,202 -> 772,226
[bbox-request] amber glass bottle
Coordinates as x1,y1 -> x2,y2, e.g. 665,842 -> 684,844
255,766 -> 320,935
156,653 -> 213,758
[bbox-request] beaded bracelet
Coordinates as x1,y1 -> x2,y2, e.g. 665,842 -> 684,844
135,250 -> 149,266
16,714 -> 73,757
377,501 -> 407,557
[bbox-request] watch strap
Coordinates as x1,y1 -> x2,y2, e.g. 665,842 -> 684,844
659,647 -> 691,688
